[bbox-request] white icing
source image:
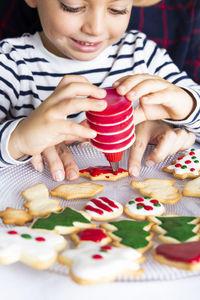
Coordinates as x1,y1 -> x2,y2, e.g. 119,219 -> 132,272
0,226 -> 66,263
61,242 -> 141,280
125,197 -> 164,216
166,148 -> 200,175
85,197 -> 123,219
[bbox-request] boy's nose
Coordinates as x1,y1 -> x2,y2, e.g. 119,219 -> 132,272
82,10 -> 105,36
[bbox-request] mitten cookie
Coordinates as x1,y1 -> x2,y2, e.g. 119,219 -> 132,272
84,196 -> 123,221
152,241 -> 200,271
0,207 -> 33,225
162,148 -> 200,179
22,183 -> 62,217
0,226 -> 66,269
79,166 -> 128,181
124,196 -> 165,220
101,219 -> 154,253
31,207 -> 96,234
58,242 -> 144,285
182,176 -> 200,197
71,228 -> 112,246
148,216 -> 200,243
50,182 -> 104,200
131,179 -> 182,204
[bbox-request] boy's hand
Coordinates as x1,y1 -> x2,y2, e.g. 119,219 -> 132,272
113,74 -> 196,124
8,76 -> 107,160
128,120 -> 195,177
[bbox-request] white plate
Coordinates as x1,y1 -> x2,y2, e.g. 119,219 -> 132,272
0,143 -> 200,281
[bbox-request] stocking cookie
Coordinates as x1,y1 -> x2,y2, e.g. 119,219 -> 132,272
79,166 -> 128,181
0,226 -> 66,269
31,207 -> 96,234
22,183 -> 62,217
50,182 -> 104,200
84,196 -> 123,221
71,228 -> 112,246
163,148 -> 200,179
101,219 -> 154,253
149,216 -> 200,243
153,241 -> 200,271
131,179 -> 182,204
0,207 -> 33,225
124,196 -> 165,220
58,242 -> 144,285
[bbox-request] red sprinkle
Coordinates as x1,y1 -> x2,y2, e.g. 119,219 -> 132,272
185,160 -> 192,164
35,237 -> 46,242
101,245 -> 112,251
135,197 -> 144,202
144,205 -> 153,211
7,230 -> 18,235
150,200 -> 159,204
178,157 -> 183,160
175,163 -> 182,168
190,168 -> 195,172
92,254 -> 103,259
189,152 -> 195,155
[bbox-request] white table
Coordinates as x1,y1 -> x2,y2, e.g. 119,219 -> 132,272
0,263 -> 199,300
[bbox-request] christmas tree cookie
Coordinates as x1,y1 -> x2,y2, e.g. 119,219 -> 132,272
148,216 -> 200,243
124,196 -> 165,220
101,219 -> 154,253
163,148 -> 200,179
153,241 -> 200,271
31,207 -> 96,234
0,226 -> 66,269
58,242 -> 144,285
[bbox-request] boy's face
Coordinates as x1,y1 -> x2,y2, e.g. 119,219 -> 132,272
26,0 -> 132,61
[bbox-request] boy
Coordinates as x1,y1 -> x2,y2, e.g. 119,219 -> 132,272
0,0 -> 199,181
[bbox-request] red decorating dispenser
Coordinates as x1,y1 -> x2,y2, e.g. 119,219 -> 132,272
86,88 -> 135,171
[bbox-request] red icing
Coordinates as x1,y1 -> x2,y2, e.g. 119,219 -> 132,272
85,205 -> 103,215
150,200 -> 159,204
178,156 -> 183,160
78,229 -> 107,242
156,241 -> 200,263
35,237 -> 46,242
144,205 -> 153,211
175,163 -> 182,168
101,246 -> 112,251
80,166 -> 126,177
99,197 -> 118,208
189,152 -> 195,155
135,197 -> 144,202
90,199 -> 113,212
137,203 -> 145,207
8,230 -> 18,235
92,254 -> 103,259
190,168 -> 195,172
185,160 -> 191,164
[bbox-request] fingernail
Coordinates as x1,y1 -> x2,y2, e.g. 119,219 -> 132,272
127,91 -> 136,99
113,81 -> 120,87
54,170 -> 65,182
118,86 -> 126,94
89,130 -> 97,138
35,163 -> 44,172
67,169 -> 78,180
129,167 -> 139,177
146,160 -> 155,167
98,100 -> 107,106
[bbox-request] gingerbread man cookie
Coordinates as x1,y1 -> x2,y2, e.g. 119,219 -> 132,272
58,242 -> 144,285
163,148 -> 200,179
79,166 -> 128,181
0,226 -> 66,269
124,196 -> 165,220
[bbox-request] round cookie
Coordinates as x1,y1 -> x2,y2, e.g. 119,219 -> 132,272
124,196 -> 165,220
84,196 -> 123,221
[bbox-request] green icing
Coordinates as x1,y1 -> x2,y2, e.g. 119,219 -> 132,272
128,201 -> 135,205
155,216 -> 197,242
144,196 -> 151,199
32,207 -> 91,230
181,165 -> 187,169
21,234 -> 32,239
109,220 -> 150,249
137,205 -> 144,210
153,203 -> 161,207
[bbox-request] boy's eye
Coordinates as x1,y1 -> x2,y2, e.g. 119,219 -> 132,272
109,8 -> 129,15
60,2 -> 84,13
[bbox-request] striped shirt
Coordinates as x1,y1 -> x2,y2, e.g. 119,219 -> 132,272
0,30 -> 200,167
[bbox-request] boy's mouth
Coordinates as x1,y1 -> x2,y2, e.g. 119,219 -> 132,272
70,38 -> 103,53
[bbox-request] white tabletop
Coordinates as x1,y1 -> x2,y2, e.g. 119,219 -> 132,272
0,263 -> 199,300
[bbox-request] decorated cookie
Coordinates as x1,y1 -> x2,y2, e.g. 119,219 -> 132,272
58,242 -> 144,285
31,207 -> 96,234
162,148 -> 200,179
84,196 -> 123,221
50,182 -> 104,200
124,196 -> 165,220
0,207 -> 33,225
101,219 -> 154,253
148,216 -> 200,243
0,226 -> 66,269
71,228 -> 112,246
79,166 -> 128,181
131,179 -> 182,205
182,176 -> 200,197
152,241 -> 200,271
22,183 -> 62,217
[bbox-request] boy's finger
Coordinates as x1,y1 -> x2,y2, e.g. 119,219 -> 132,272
30,154 -> 44,172
61,120 -> 97,139
43,146 -> 65,182
56,75 -> 89,89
